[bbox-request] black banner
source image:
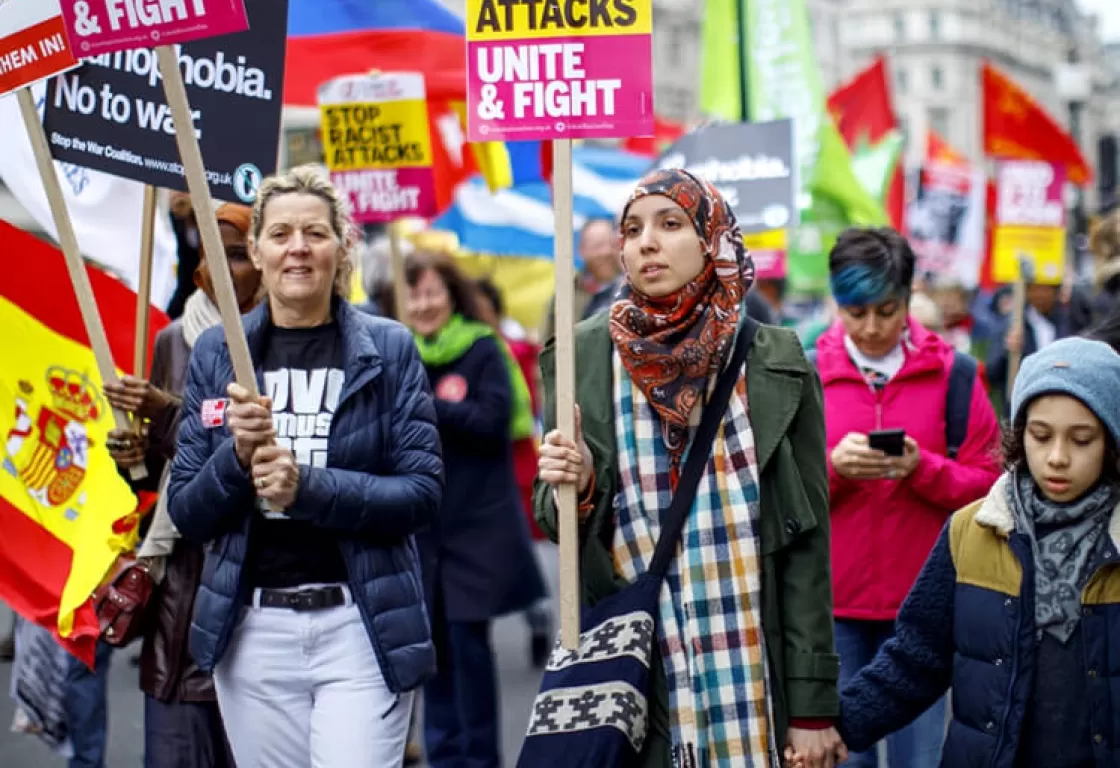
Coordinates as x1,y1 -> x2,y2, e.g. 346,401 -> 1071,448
43,0 -> 286,204
653,119 -> 796,234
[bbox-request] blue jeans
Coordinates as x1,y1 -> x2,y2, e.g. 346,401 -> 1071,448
63,641 -> 114,768
835,619 -> 945,768
423,611 -> 500,768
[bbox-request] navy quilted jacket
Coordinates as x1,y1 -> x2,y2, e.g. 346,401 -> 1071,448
839,476 -> 1120,767
167,300 -> 442,693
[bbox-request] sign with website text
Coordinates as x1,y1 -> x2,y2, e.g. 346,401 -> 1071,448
655,119 -> 796,279
0,0 -> 80,97
60,0 -> 248,57
465,0 -> 654,141
317,72 -> 436,223
992,160 -> 1067,284
43,0 -> 285,203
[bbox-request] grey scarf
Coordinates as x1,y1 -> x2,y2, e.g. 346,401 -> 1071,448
1009,470 -> 1118,642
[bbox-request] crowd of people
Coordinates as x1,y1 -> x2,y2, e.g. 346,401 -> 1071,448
7,162 -> 1120,768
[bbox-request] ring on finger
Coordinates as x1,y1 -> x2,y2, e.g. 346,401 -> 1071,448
256,476 -> 266,490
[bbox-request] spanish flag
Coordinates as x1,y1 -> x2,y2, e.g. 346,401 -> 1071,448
0,220 -> 167,665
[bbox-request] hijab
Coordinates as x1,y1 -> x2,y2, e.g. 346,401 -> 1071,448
609,168 -> 755,465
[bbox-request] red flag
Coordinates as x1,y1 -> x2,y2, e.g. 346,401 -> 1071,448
622,117 -> 686,158
926,130 -> 970,167
827,56 -> 905,230
982,61 -> 1091,185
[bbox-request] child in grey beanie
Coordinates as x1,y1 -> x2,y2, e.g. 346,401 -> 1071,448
1010,337 -> 1120,446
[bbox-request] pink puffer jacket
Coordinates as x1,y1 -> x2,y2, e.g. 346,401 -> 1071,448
816,318 -> 1002,621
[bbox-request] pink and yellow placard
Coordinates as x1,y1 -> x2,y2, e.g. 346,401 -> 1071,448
318,72 -> 437,224
465,0 -> 654,142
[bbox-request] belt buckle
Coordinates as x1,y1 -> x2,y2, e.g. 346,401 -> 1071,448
288,589 -> 319,612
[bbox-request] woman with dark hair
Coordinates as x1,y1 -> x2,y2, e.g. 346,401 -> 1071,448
402,252 -> 545,768
832,337 -> 1120,768
103,202 -> 260,768
814,227 -> 1002,768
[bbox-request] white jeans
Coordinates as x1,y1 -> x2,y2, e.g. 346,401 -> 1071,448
214,590 -> 413,768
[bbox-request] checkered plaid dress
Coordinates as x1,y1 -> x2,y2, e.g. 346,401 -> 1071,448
612,352 -> 779,767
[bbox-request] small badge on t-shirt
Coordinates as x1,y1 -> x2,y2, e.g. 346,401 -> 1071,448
200,398 -> 229,428
435,374 -> 468,403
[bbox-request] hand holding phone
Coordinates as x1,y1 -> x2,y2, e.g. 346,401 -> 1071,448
868,429 -> 906,458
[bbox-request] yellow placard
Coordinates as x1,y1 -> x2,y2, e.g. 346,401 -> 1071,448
466,0 -> 652,41
319,99 -> 433,173
991,225 -> 1066,285
743,229 -> 788,252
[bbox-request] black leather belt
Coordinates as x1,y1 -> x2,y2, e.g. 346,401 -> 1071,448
255,586 -> 347,612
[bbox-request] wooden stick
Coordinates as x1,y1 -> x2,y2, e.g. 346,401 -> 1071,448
552,138 -> 581,651
16,88 -> 147,482
1007,268 -> 1027,390
133,186 -> 157,378
389,226 -> 409,321
156,45 -> 257,393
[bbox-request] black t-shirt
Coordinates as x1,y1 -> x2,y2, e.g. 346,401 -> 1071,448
244,322 -> 349,590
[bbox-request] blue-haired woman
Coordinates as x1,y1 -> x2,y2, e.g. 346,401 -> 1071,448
812,227 -> 1001,767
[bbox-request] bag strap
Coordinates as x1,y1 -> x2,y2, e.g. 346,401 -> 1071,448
648,317 -> 758,580
944,350 -> 977,460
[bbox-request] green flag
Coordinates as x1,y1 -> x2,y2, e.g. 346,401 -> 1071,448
700,0 -> 888,293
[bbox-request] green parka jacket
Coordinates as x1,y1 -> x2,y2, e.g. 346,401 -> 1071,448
534,311 -> 839,766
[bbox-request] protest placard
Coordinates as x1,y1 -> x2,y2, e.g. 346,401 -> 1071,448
60,0 -> 248,58
44,0 -> 284,204
0,0 -> 79,97
992,160 -> 1067,285
465,0 -> 653,142
318,72 -> 437,223
655,119 -> 796,279
906,162 -> 987,288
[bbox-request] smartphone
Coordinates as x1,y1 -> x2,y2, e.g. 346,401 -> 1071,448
868,429 -> 906,457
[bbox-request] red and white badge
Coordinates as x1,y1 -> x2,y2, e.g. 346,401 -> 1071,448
200,398 -> 229,428
435,374 -> 468,403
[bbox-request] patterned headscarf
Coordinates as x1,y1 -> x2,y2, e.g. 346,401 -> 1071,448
609,168 -> 755,468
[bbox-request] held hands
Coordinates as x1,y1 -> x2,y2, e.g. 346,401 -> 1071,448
226,383 -> 275,468
831,433 -> 920,481
538,406 -> 594,518
784,726 -> 848,768
103,376 -> 172,421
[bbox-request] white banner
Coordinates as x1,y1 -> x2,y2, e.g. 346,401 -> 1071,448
0,81 -> 178,309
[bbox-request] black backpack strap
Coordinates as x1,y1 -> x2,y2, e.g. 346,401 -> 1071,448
648,317 -> 758,580
944,351 -> 977,460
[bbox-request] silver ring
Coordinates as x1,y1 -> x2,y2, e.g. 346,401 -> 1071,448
256,477 -> 265,489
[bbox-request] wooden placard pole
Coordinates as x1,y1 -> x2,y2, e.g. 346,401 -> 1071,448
133,186 -> 158,379
552,138 -> 581,651
389,225 -> 409,321
155,46 -> 257,393
1007,255 -> 1034,391
15,88 -> 147,482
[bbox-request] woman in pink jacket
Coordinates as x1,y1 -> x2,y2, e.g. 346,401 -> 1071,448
815,228 -> 1001,768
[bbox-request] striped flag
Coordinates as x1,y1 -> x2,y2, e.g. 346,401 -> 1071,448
0,220 -> 167,664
